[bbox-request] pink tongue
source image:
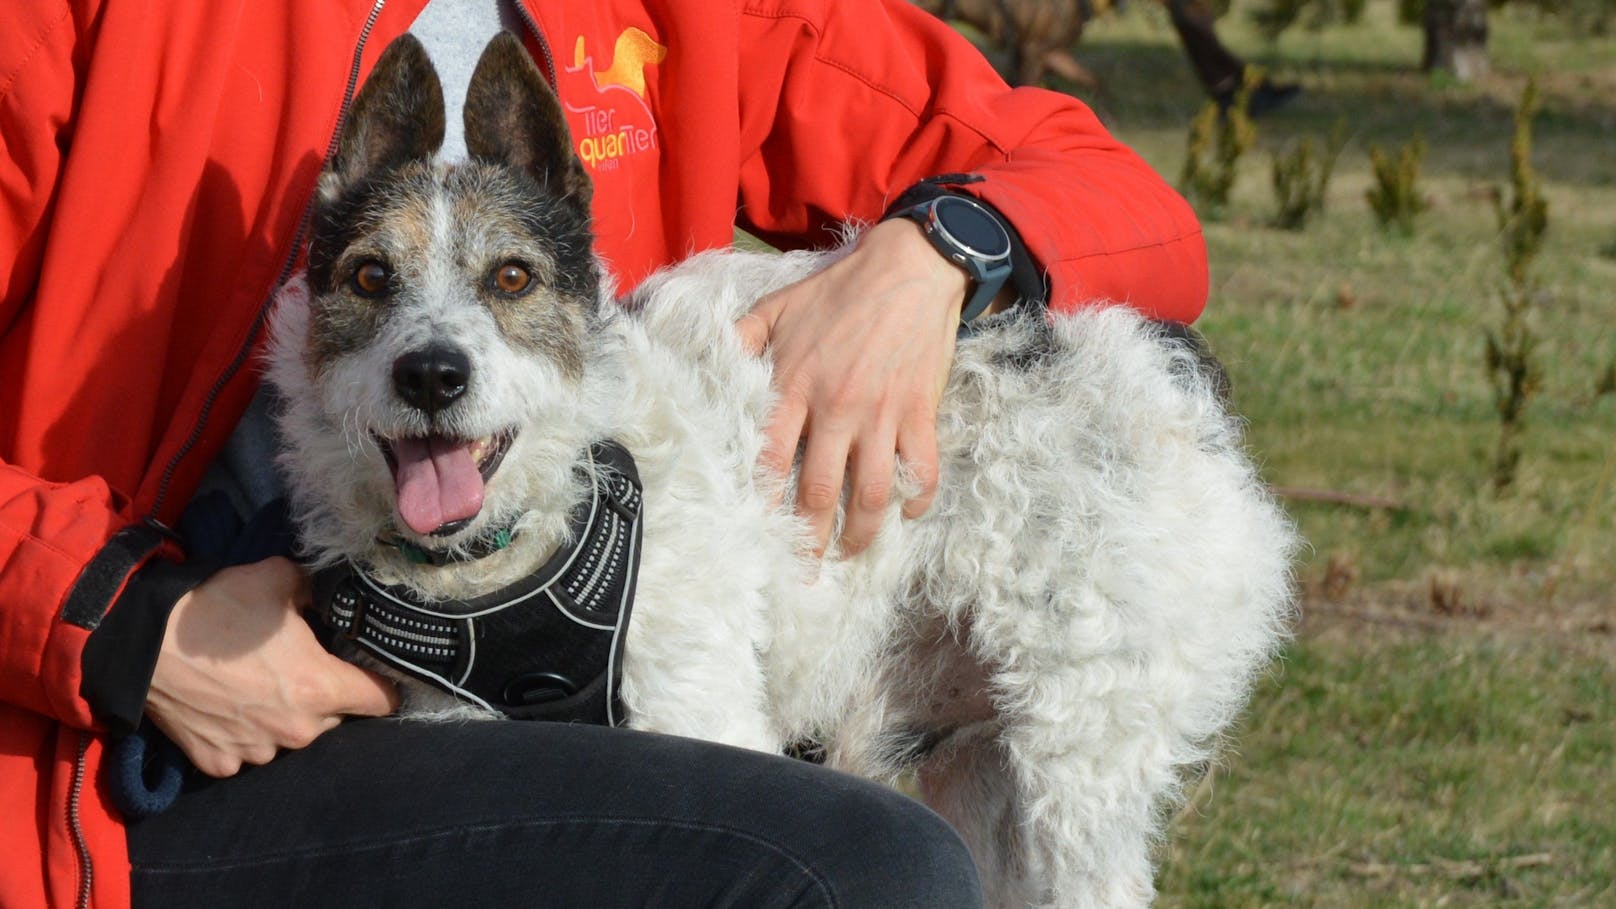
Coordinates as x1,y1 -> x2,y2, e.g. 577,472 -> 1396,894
391,436 -> 486,535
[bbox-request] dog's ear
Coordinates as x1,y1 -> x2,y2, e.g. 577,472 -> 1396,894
323,34 -> 446,193
464,32 -> 592,209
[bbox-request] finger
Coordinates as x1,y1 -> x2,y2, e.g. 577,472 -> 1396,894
276,713 -> 344,751
733,291 -> 784,357
257,555 -> 314,610
759,395 -> 807,488
148,714 -> 243,779
897,408 -> 941,520
286,564 -> 314,610
795,428 -> 852,558
839,434 -> 897,557
192,751 -> 244,779
324,659 -> 402,717
732,312 -> 768,357
239,742 -> 279,768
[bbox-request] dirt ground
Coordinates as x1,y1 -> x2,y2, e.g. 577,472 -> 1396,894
1297,571 -> 1616,656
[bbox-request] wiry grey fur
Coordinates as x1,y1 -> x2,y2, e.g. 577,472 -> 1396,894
267,32 -> 1297,908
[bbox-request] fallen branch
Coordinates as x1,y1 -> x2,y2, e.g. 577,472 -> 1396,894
1347,852 -> 1555,880
1270,485 -> 1406,511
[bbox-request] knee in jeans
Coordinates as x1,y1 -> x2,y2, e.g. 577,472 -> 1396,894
805,781 -> 983,908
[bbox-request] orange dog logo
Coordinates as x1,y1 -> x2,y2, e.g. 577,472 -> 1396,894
561,28 -> 667,172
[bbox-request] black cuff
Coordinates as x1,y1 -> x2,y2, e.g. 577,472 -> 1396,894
883,176 -> 1050,311
80,556 -> 218,736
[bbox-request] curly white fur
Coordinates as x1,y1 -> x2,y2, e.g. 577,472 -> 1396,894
269,242 -> 1296,907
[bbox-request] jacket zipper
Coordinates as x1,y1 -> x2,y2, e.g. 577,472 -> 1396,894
73,6 -> 399,903
74,9 -> 387,898
107,5 -> 389,886
510,0 -> 559,85
69,732 -> 92,909
145,0 -> 390,528
73,10 -> 395,903
86,12 -> 560,892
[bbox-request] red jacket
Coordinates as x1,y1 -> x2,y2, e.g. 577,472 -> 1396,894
0,1 -> 1206,905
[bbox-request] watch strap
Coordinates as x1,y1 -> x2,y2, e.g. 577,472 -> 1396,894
882,182 -> 1048,323
889,195 -> 1010,325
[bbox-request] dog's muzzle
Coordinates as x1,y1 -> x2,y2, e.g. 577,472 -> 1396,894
312,441 -> 643,725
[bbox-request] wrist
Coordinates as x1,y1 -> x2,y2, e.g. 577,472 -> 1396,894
868,218 -> 968,323
81,556 -> 217,734
882,180 -> 1051,317
883,193 -> 1014,326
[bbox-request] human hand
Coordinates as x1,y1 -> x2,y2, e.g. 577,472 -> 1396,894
145,557 -> 400,777
733,219 -> 965,558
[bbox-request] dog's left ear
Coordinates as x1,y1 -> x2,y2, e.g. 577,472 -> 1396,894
324,34 -> 447,195
464,32 -> 593,210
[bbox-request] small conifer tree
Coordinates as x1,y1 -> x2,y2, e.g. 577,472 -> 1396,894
1365,137 -> 1429,235
1180,70 -> 1259,218
1271,120 -> 1347,230
1485,79 -> 1549,491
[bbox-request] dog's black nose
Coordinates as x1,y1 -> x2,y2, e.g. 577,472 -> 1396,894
392,345 -> 472,414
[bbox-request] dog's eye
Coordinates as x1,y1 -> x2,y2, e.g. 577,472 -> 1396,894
351,261 -> 391,297
493,263 -> 533,295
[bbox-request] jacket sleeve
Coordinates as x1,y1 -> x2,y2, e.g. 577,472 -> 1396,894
0,0 -> 179,731
733,0 -> 1207,321
0,468 -> 171,729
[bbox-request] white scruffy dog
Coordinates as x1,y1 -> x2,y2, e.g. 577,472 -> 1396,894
268,33 -> 1295,908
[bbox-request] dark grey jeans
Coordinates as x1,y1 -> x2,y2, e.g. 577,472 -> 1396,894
126,719 -> 982,908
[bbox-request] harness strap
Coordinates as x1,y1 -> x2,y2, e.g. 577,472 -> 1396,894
313,441 -> 642,725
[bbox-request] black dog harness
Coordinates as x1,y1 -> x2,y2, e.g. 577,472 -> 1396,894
312,441 -> 642,725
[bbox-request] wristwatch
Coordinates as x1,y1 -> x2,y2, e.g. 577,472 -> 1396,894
889,194 -> 1014,324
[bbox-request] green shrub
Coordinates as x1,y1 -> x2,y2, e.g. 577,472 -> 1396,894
1495,81 -> 1549,287
1365,138 -> 1429,235
1253,0 -> 1369,38
1402,0 -> 1613,35
1270,121 -> 1347,230
1594,359 -> 1615,399
1180,71 -> 1259,218
1485,79 -> 1550,491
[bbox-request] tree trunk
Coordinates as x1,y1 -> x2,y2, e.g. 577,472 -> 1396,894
1423,0 -> 1489,81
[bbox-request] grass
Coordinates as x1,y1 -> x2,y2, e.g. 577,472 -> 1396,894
1160,625 -> 1616,906
1032,1 -> 1616,903
1063,0 -> 1616,595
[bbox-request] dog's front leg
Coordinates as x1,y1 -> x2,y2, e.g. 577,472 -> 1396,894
617,606 -> 784,754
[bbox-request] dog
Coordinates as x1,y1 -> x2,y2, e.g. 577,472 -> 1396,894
267,32 -> 1295,908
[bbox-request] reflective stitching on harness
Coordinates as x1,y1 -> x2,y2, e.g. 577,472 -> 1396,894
312,441 -> 642,723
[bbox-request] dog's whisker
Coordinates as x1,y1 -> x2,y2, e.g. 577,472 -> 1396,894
340,405 -> 369,458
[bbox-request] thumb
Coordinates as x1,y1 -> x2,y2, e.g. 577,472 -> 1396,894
325,657 -> 402,717
733,291 -> 784,357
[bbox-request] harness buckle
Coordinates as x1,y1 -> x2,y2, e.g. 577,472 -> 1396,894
502,672 -> 580,708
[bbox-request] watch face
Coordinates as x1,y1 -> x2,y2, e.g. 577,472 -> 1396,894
933,196 -> 1012,261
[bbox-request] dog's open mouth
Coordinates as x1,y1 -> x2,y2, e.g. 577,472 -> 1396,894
377,430 -> 516,535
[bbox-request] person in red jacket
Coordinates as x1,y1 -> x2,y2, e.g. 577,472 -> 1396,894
1,1 -> 1207,906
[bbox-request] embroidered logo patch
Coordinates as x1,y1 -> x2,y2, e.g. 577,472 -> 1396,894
560,28 -> 667,173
